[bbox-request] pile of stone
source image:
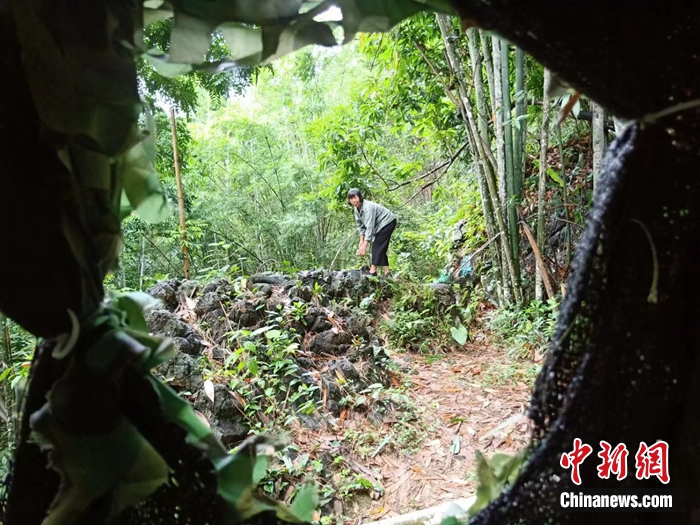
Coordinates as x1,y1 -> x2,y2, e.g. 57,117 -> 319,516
144,270 -> 397,446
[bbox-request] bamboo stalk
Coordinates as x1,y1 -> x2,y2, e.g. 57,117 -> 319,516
170,106 -> 191,279
536,69 -> 552,300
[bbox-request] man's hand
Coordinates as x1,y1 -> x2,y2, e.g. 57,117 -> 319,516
356,241 -> 368,256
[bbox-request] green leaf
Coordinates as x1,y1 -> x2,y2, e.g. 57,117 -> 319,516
252,453 -> 271,486
290,484 -> 319,522
450,324 -> 469,345
265,329 -> 282,340
469,450 -> 499,517
248,358 -> 259,375
469,449 -> 527,518
113,296 -> 148,333
546,167 -> 565,187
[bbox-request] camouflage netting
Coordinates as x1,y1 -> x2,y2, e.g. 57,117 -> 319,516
448,3 -> 700,524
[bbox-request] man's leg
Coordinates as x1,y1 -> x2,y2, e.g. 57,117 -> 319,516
370,265 -> 377,274
383,266 -> 390,275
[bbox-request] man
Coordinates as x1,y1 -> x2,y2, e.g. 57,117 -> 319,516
347,188 -> 397,277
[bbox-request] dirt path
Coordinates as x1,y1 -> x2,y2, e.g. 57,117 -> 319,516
359,339 -> 534,521
293,337 -> 538,523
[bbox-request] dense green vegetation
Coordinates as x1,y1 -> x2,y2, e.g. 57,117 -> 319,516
116,38 -> 486,290
114,15 -> 600,305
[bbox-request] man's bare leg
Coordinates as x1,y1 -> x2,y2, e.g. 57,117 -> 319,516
370,264 -> 378,274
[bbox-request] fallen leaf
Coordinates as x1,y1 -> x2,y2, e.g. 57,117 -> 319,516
204,379 -> 215,403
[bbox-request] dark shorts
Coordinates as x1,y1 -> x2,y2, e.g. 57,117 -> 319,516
371,219 -> 397,267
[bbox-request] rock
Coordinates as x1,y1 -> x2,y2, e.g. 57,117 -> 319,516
287,284 -> 312,303
194,383 -> 249,447
346,345 -> 371,362
307,331 -> 353,355
250,272 -> 288,286
345,312 -> 370,341
329,273 -> 347,297
266,293 -> 289,312
147,280 -> 180,311
305,307 -> 331,333
178,279 -> 199,299
146,309 -> 194,339
347,269 -> 362,283
299,371 -> 320,397
329,358 -> 361,383
195,292 -> 225,317
297,414 -> 321,430
172,336 -> 204,356
157,353 -> 204,393
296,357 -> 314,370
253,283 -> 272,297
309,316 -> 332,333
321,375 -> 342,403
336,344 -> 353,356
327,400 -> 340,416
202,278 -> 232,295
203,314 -> 230,343
428,283 -> 455,308
230,300 -> 261,327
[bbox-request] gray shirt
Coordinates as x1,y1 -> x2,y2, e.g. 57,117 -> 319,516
354,200 -> 396,242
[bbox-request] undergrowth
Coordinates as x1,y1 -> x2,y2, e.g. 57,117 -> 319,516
379,279 -> 478,353
487,298 -> 559,359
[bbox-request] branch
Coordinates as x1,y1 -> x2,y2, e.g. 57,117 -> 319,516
401,140 -> 470,206
519,218 -> 555,300
358,144 -> 393,190
197,225 -> 265,265
218,154 -> 285,211
413,40 -> 462,110
141,232 -> 183,276
389,158 -> 450,191
392,135 -> 472,193
264,134 -> 287,212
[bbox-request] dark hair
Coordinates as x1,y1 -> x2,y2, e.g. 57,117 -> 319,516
346,188 -> 363,204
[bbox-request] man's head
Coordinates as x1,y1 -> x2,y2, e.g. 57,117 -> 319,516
347,188 -> 363,209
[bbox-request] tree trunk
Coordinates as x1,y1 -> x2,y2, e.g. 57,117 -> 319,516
170,107 -> 191,279
591,101 -> 607,191
536,69 -> 552,301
